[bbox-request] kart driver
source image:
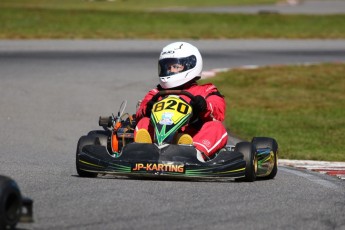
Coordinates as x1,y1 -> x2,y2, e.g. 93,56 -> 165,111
134,42 -> 228,162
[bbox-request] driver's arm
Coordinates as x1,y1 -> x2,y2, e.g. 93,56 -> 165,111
135,88 -> 159,121
203,93 -> 226,122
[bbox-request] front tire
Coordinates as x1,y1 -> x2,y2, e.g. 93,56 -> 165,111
87,130 -> 110,147
76,136 -> 99,178
252,137 -> 278,180
235,142 -> 257,182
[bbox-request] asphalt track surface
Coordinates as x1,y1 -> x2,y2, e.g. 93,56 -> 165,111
1,40 -> 345,230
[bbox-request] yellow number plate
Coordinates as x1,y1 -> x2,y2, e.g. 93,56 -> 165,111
152,96 -> 192,126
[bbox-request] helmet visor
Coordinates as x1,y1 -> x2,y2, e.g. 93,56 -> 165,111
158,55 -> 197,77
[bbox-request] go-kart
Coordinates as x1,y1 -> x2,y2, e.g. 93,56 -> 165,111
76,90 -> 278,182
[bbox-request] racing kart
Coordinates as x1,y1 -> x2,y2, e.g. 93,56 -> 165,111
76,90 -> 278,182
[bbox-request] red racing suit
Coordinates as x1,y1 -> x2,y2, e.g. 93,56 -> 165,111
135,81 -> 228,158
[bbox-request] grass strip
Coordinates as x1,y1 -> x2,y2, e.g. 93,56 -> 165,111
0,0 -> 276,11
201,63 -> 345,161
1,7 -> 345,39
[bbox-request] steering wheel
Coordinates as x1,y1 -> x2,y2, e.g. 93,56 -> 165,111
150,90 -> 196,104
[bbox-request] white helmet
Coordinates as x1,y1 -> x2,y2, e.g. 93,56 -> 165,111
158,42 -> 203,89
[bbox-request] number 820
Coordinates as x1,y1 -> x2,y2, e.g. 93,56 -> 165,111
153,100 -> 189,114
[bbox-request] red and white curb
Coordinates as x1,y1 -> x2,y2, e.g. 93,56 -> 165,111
279,159 -> 345,180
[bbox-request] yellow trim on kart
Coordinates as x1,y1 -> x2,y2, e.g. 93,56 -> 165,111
214,167 -> 246,174
79,160 -> 104,168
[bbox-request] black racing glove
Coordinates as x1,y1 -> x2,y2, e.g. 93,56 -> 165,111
145,100 -> 155,117
191,95 -> 207,114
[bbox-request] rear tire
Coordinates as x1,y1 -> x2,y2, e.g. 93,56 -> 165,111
76,136 -> 99,178
235,142 -> 257,182
252,137 -> 278,180
0,176 -> 22,230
